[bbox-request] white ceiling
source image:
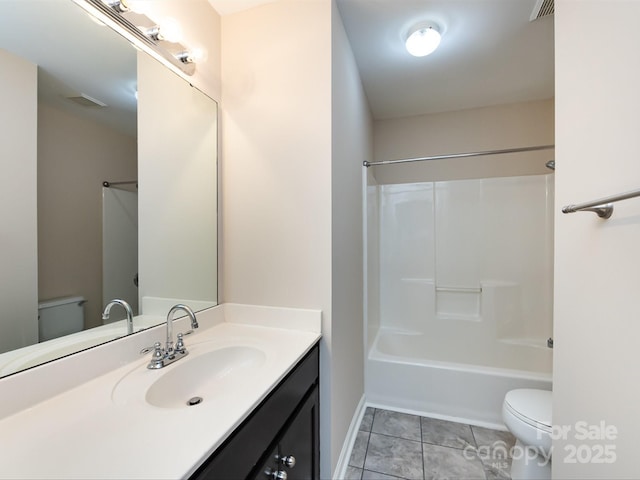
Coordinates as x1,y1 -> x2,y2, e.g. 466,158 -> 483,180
336,0 -> 554,119
209,0 -> 554,121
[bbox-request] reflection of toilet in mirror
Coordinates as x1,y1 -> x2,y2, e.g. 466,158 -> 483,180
38,296 -> 85,342
503,389 -> 552,480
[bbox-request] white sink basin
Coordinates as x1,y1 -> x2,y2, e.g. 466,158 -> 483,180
146,346 -> 266,408
112,340 -> 270,409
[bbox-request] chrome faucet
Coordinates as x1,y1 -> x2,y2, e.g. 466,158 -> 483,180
147,304 -> 199,369
102,299 -> 134,335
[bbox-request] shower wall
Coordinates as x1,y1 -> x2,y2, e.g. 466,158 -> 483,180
371,173 -> 554,373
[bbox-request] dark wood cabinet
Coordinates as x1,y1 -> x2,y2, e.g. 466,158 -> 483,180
254,384 -> 319,480
190,343 -> 319,480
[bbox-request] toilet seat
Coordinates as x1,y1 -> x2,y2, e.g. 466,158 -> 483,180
504,389 -> 552,433
502,389 -> 553,480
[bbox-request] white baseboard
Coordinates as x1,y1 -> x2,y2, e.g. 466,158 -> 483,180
333,394 -> 367,480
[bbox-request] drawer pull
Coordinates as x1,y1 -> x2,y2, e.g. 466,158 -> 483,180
265,468 -> 288,480
279,455 -> 296,468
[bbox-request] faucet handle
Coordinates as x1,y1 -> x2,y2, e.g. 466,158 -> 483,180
175,333 -> 186,354
152,342 -> 163,359
147,342 -> 165,370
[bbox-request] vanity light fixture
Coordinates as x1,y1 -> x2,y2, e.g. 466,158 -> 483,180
105,0 -> 129,13
405,23 -> 442,57
175,51 -> 195,64
72,0 -> 197,76
144,25 -> 162,41
144,18 -> 183,43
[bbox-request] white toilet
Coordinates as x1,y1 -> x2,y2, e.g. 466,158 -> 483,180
38,296 -> 86,342
502,388 -> 552,480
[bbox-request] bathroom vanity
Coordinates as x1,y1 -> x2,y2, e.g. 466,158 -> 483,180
191,344 -> 319,479
0,304 -> 321,479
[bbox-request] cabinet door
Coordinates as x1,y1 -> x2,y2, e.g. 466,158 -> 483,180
277,384 -> 320,480
254,445 -> 280,480
252,384 -> 319,480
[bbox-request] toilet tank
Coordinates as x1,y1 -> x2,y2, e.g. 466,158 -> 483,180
38,296 -> 86,342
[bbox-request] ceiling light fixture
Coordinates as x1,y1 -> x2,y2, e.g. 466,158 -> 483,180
405,23 -> 441,57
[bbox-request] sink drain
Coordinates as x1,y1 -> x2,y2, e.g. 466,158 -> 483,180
187,396 -> 203,406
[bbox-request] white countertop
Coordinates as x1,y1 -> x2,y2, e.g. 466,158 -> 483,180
0,304 -> 321,479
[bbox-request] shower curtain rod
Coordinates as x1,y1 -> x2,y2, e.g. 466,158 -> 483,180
102,180 -> 138,188
362,144 -> 555,168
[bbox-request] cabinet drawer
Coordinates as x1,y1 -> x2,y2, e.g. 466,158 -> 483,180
190,343 -> 319,480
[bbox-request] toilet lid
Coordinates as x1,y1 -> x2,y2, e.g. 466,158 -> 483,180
505,389 -> 552,430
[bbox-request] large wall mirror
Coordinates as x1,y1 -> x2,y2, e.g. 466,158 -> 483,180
0,0 -> 218,378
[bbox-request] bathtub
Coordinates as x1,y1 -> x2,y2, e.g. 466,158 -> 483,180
365,329 -> 552,427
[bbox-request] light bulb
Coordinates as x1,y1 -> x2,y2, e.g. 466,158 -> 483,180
157,18 -> 182,43
191,47 -> 208,63
405,25 -> 441,57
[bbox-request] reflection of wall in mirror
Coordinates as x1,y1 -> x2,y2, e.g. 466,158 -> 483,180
38,103 -> 137,330
0,49 -> 38,354
138,52 -> 218,314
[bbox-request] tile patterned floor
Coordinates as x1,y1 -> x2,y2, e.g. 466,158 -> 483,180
345,408 -> 516,480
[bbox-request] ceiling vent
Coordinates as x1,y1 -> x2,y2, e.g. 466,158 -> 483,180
66,93 -> 107,108
530,0 -> 554,21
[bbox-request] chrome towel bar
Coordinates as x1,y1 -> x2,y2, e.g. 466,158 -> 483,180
562,188 -> 640,219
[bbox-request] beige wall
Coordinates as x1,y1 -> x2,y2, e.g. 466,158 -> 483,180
221,0 -> 341,475
38,103 -> 136,329
554,1 -> 640,477
0,49 -> 38,354
372,99 -> 555,184
221,0 -> 332,309
330,0 -> 372,473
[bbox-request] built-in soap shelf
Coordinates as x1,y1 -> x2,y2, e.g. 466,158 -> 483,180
435,285 -> 481,321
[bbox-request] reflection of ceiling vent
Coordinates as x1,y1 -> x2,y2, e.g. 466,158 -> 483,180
530,0 -> 554,21
66,93 -> 107,108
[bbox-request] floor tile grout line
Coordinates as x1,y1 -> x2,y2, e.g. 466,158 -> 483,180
361,467 -> 407,480
360,408 -> 375,474
369,430 -> 423,443
468,425 -> 486,480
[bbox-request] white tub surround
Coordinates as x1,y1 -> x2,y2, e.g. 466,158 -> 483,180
367,329 -> 551,426
365,174 -> 554,424
0,304 -> 321,479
